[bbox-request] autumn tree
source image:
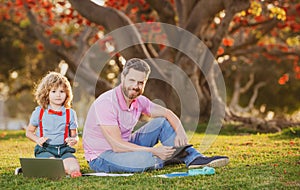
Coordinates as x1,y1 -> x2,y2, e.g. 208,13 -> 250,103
1,0 -> 299,130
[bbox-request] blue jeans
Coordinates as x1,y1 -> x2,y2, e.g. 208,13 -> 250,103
89,117 -> 202,173
34,143 -> 76,159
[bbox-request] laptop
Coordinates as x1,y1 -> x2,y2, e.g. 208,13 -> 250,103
171,144 -> 193,159
19,158 -> 66,179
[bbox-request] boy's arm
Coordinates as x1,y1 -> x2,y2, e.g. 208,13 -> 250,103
25,124 -> 48,147
66,129 -> 79,146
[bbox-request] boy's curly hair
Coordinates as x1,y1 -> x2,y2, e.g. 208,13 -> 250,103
34,72 -> 73,109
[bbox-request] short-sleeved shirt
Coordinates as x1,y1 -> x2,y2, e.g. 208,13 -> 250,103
83,85 -> 153,161
29,106 -> 78,145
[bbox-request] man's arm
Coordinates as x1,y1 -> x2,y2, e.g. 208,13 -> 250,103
150,103 -> 188,146
100,125 -> 175,160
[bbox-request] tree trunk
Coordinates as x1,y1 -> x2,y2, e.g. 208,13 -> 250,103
67,0 -> 250,122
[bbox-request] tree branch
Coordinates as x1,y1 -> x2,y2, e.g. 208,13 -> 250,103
240,73 -> 254,93
247,81 -> 266,110
226,18 -> 279,55
68,0 -> 168,80
175,0 -> 198,27
22,0 -> 113,95
145,0 -> 176,25
211,0 -> 250,55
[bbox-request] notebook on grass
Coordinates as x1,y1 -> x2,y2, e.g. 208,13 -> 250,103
19,158 -> 66,179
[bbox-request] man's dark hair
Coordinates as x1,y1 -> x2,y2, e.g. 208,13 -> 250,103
122,58 -> 151,77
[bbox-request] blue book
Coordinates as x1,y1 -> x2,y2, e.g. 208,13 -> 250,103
155,167 -> 215,178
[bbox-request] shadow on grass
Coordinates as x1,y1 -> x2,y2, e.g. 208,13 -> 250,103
269,127 -> 300,140
194,123 -> 258,136
194,123 -> 300,139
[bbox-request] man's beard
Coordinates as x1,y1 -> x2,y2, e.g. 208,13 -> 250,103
122,86 -> 143,100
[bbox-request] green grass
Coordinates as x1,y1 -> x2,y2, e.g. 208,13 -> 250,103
0,128 -> 299,190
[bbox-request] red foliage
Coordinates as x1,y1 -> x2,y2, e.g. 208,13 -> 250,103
296,3 -> 300,16
257,41 -> 264,47
277,23 -> 288,29
222,38 -> 234,47
105,0 -> 154,22
63,40 -> 72,48
278,74 -> 289,85
263,52 -> 280,62
37,42 -> 44,52
294,66 -> 300,73
233,16 -> 241,23
217,47 -> 224,55
15,0 -> 23,6
291,23 -> 300,32
4,13 -> 10,20
131,7 -> 138,14
254,15 -> 264,22
0,0 -> 298,83
50,38 -> 62,46
278,45 -> 289,52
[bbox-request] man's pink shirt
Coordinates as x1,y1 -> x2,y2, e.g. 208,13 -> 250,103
83,85 -> 153,161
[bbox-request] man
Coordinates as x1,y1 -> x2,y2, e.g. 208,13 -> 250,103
83,58 -> 229,173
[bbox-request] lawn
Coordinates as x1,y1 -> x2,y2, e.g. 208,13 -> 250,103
0,127 -> 299,190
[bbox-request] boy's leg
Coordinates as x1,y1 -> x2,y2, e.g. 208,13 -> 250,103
61,152 -> 81,177
63,157 -> 81,177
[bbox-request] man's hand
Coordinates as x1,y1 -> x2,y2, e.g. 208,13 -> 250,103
174,128 -> 188,147
151,146 -> 176,160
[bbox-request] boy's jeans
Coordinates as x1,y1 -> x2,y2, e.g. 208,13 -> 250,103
89,117 -> 202,173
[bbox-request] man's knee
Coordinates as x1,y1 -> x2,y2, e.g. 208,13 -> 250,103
150,117 -> 169,126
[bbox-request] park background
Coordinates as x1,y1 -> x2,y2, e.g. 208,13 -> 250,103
0,0 -> 299,189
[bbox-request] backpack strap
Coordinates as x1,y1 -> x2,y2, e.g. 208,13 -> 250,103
39,108 -> 44,137
64,109 -> 70,141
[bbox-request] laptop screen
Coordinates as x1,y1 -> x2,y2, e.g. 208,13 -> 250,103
19,158 -> 66,179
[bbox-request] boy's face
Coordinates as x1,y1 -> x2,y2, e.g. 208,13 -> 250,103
49,85 -> 67,108
121,68 -> 147,100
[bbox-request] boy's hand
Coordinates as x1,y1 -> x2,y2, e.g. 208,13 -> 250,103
65,136 -> 78,146
36,137 -> 48,147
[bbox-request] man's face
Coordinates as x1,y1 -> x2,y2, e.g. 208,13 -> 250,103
121,68 -> 147,100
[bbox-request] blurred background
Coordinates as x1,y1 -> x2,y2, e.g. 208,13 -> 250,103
0,0 -> 299,132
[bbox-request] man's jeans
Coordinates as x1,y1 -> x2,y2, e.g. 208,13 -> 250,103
89,117 -> 202,173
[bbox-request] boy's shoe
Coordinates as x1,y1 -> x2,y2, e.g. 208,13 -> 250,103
70,171 -> 82,178
188,156 -> 229,168
14,167 -> 22,175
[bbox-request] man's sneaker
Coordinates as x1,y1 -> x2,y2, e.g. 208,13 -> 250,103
188,156 -> 229,168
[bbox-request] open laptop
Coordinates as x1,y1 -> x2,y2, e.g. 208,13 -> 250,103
19,158 -> 66,179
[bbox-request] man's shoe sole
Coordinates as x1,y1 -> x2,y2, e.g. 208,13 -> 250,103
188,158 -> 229,168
